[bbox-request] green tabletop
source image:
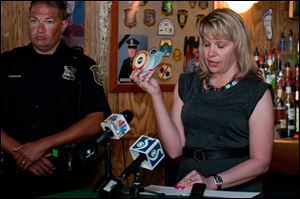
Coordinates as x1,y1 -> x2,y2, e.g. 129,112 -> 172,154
39,188 -> 98,198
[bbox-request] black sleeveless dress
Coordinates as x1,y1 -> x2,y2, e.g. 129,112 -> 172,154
177,72 -> 273,193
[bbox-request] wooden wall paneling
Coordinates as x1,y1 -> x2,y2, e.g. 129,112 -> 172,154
240,1 -> 299,60
84,1 -> 100,64
1,1 -> 31,52
84,1 -> 106,188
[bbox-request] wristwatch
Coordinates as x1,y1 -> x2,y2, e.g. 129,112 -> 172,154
213,174 -> 223,190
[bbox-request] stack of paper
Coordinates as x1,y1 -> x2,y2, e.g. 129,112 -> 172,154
144,185 -> 260,198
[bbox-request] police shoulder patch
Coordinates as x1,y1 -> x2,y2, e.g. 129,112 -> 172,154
90,65 -> 103,86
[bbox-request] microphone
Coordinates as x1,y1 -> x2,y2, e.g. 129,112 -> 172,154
79,109 -> 134,161
98,135 -> 165,198
120,135 -> 165,179
100,109 -> 133,140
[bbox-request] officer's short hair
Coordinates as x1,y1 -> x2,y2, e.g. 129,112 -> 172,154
30,1 -> 68,20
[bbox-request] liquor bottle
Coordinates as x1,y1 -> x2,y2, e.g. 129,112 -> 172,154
294,58 -> 299,135
288,29 -> 294,54
284,58 -> 292,85
280,32 -> 286,53
258,54 -> 265,80
284,84 -> 295,138
274,56 -> 286,138
263,49 -> 269,73
295,86 -> 299,136
276,58 -> 285,89
272,48 -> 276,67
254,47 -> 260,67
293,56 -> 299,92
274,86 -> 286,138
276,47 -> 281,68
267,49 -> 273,72
266,49 -> 276,91
297,33 -> 299,55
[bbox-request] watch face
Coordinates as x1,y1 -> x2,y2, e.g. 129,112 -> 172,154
213,175 -> 223,190
213,175 -> 223,185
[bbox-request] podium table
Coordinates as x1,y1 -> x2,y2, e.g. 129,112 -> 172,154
39,188 -> 184,198
40,185 -> 260,198
39,188 -> 98,198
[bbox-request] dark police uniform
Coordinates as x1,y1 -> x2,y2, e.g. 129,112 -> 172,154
118,38 -> 139,83
0,41 -> 111,197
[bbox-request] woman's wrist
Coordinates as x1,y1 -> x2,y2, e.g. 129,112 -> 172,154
205,176 -> 220,190
212,174 -> 223,190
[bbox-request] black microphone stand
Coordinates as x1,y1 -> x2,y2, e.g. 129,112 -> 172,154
129,169 -> 166,199
131,170 -> 142,198
93,138 -> 112,191
104,140 -> 112,180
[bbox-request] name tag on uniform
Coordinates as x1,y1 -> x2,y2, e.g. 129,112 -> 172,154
8,74 -> 22,78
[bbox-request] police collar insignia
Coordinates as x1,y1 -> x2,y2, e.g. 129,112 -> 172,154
62,65 -> 76,81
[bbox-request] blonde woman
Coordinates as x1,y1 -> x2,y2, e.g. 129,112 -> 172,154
131,8 -> 274,196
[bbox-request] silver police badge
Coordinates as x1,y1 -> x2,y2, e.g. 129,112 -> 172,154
62,66 -> 76,81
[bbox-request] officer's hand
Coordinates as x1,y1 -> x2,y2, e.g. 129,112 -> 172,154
13,140 -> 49,170
28,156 -> 56,176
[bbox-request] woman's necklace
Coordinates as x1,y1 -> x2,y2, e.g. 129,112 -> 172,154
205,77 -> 240,91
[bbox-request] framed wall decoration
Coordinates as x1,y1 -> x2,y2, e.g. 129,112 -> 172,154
63,1 -> 85,48
109,1 -> 212,92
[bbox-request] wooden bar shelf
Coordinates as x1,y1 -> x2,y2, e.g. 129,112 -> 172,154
270,138 -> 299,175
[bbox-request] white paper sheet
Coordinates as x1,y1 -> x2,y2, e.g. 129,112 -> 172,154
144,185 -> 260,198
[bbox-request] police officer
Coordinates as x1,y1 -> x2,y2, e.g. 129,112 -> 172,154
1,1 -> 111,197
118,38 -> 140,83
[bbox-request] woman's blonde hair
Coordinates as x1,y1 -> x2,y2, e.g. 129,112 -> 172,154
197,8 -> 262,80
